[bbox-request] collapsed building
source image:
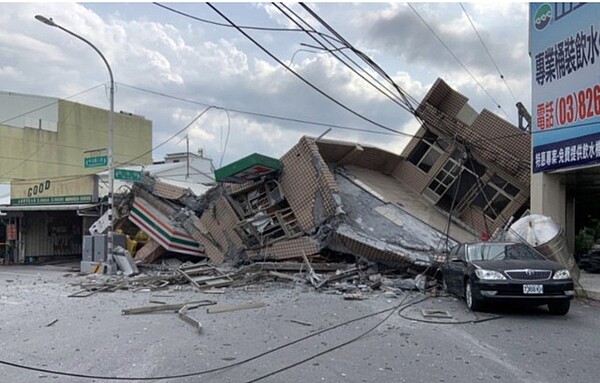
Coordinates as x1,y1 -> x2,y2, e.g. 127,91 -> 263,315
127,137 -> 449,274
113,78 -> 530,277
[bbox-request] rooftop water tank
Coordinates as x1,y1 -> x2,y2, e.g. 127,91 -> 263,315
506,214 -> 580,281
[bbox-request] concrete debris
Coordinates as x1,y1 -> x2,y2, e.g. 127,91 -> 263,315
421,309 -> 452,319
89,135 -> 463,300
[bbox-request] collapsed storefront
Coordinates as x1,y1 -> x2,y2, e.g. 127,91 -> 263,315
124,136 -> 457,276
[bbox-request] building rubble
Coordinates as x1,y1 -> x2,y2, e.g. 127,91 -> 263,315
98,136 -> 455,295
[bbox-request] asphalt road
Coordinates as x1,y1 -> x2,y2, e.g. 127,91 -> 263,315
1,265 -> 599,383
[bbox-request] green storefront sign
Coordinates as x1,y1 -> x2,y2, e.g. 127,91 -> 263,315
214,153 -> 281,183
11,195 -> 93,206
114,169 -> 142,181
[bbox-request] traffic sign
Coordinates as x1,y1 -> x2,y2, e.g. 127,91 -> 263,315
84,155 -> 108,168
114,169 -> 142,181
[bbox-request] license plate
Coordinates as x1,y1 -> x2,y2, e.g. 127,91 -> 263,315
523,284 -> 543,294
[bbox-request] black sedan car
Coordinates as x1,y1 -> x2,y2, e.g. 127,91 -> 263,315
441,241 -> 574,315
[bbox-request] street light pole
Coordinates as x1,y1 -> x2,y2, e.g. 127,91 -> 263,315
35,15 -> 116,269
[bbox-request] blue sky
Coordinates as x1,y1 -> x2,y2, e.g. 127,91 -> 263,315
0,1 -> 531,190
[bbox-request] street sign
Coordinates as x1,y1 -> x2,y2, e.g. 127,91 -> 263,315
84,155 -> 108,168
114,169 -> 141,181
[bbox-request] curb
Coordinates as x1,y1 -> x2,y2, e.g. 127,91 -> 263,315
576,287 -> 600,301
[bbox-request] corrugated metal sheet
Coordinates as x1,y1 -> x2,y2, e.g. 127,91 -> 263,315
23,211 -> 82,257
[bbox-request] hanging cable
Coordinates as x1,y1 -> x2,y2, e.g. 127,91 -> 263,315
459,3 -> 518,104
274,3 -> 412,110
298,2 -> 418,112
219,109 -> 231,167
205,2 -> 408,136
153,2 -> 343,43
407,3 -> 509,120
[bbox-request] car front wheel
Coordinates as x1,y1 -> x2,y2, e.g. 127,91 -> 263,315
465,279 -> 483,312
548,300 -> 570,315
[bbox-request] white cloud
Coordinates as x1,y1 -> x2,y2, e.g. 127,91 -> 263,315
0,2 -> 532,169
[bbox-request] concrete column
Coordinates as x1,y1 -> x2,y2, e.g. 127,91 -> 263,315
530,171 -> 566,227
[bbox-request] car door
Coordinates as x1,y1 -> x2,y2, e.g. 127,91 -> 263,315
446,244 -> 467,295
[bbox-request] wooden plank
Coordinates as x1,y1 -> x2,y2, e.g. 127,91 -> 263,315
269,271 -> 306,283
122,300 -> 215,315
250,262 -> 350,272
178,305 -> 202,333
207,302 -> 266,314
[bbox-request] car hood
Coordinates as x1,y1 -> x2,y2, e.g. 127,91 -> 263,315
471,259 -> 565,272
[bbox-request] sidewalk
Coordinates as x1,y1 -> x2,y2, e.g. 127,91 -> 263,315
577,270 -> 600,301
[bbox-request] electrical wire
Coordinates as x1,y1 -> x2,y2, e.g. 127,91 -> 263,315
459,3 -> 518,105
0,297 -> 408,381
273,3 -> 413,111
205,2 -> 407,137
406,3 -> 509,120
0,83 -> 107,180
118,82 -> 400,137
298,2 -> 418,113
219,109 -> 231,167
153,2 -> 343,43
244,292 -> 413,383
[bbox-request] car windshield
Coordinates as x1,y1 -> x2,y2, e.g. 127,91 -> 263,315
466,243 -> 544,262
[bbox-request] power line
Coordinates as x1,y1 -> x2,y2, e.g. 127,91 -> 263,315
0,84 -> 105,126
153,2 -> 342,43
273,3 -> 413,112
407,3 -> 510,120
459,2 -> 518,104
298,2 -> 419,112
117,84 -> 402,137
0,300 -> 404,381
205,2 -> 407,137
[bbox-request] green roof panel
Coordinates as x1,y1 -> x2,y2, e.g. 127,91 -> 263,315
214,153 -> 281,183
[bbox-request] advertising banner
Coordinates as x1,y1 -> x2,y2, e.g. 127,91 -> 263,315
10,175 -> 96,205
530,3 -> 600,172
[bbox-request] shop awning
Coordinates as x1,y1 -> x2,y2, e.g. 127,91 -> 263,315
129,198 -> 204,256
214,153 -> 281,183
0,203 -> 99,212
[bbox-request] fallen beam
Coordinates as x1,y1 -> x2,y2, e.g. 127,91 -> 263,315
178,305 -> 203,333
249,262 -> 350,272
268,271 -> 306,283
122,300 -> 215,315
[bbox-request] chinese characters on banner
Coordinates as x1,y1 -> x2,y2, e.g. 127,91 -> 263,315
531,3 -> 600,172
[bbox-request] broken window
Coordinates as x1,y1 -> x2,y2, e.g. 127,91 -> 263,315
424,152 -> 487,213
407,131 -> 446,173
472,175 -> 520,220
228,180 -> 302,248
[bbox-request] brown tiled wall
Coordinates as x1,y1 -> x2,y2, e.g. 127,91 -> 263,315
392,77 -> 531,237
246,236 -> 321,261
332,230 -> 413,268
186,196 -> 243,264
316,141 -> 402,175
153,180 -> 187,200
280,137 -> 339,232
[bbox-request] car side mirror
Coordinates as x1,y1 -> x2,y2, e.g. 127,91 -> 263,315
450,256 -> 462,263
